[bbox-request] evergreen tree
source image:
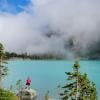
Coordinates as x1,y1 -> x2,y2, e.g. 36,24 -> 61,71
16,80 -> 23,92
45,91 -> 50,100
60,61 -> 97,100
0,43 -> 8,88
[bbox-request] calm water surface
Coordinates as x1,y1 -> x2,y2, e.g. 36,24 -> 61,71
3,60 -> 100,100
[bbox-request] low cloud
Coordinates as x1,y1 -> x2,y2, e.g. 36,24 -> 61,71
0,0 -> 100,59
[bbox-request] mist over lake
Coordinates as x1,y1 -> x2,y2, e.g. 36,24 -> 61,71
0,0 -> 100,59
0,0 -> 100,100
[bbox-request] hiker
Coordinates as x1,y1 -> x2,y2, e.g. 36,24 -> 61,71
26,77 -> 31,89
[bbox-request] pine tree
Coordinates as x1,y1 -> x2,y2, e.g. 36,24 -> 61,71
0,43 -> 8,88
45,91 -> 49,100
16,80 -> 23,92
60,61 -> 97,100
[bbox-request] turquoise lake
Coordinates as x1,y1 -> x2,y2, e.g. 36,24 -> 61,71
3,60 -> 100,100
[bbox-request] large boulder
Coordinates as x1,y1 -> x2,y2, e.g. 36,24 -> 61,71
17,88 -> 37,100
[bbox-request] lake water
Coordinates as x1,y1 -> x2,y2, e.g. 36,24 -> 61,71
3,60 -> 100,100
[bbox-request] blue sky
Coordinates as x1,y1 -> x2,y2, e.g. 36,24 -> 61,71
0,0 -> 31,14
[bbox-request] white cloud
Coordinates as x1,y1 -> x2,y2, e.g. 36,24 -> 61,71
0,0 -> 100,58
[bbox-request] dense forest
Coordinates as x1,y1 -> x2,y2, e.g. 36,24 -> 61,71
5,51 -> 100,60
5,52 -> 64,60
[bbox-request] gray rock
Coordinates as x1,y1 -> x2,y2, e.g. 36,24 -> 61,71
17,88 -> 37,100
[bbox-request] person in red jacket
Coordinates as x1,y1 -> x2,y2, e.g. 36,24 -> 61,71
26,77 -> 31,89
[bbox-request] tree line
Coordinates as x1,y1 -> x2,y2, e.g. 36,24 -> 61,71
5,52 -> 63,60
